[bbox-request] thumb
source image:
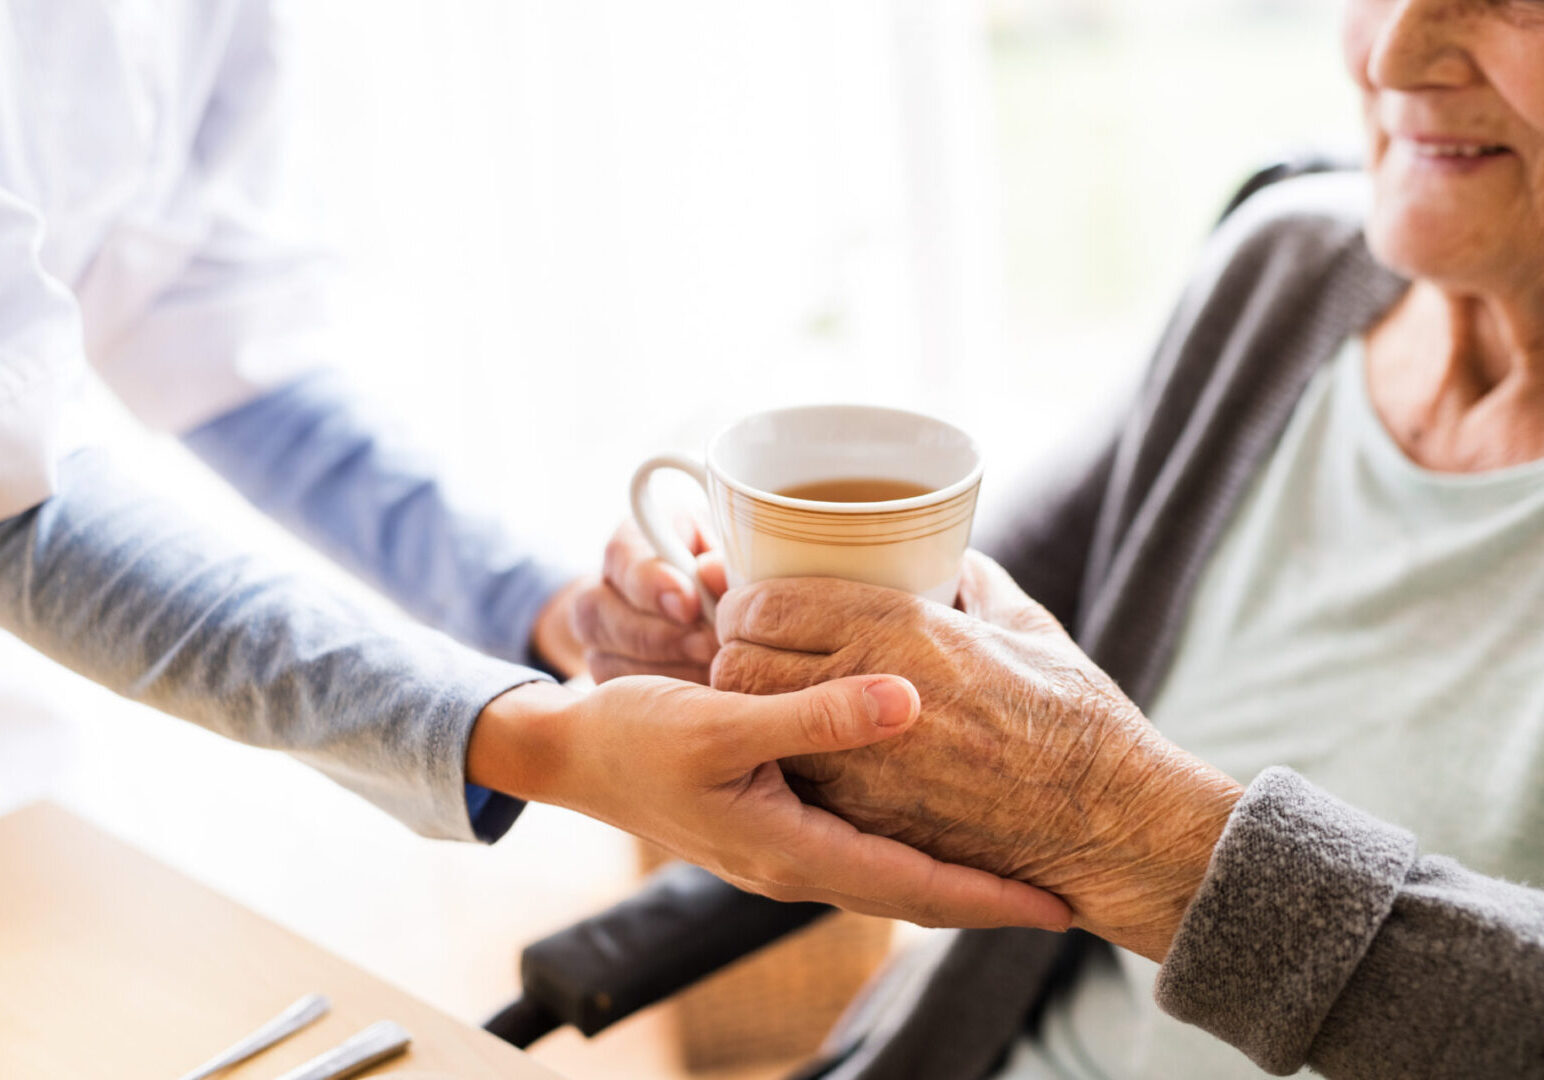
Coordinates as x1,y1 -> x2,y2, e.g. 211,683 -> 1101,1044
723,675 -> 921,767
958,550 -> 1063,635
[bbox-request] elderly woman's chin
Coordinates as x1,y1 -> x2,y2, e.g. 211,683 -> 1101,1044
1365,181 -> 1537,292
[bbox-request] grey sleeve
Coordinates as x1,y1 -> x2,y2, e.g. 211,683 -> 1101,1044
0,450 -> 547,841
1155,767 -> 1544,1078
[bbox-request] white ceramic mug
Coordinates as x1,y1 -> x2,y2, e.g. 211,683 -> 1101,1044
630,404 -> 983,619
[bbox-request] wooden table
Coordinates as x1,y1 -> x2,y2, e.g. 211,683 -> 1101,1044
0,802 -> 563,1079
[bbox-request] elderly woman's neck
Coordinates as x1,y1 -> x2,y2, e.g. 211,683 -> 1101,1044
1364,280 -> 1544,473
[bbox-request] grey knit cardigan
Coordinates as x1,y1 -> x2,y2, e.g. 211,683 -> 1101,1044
801,172 -> 1544,1080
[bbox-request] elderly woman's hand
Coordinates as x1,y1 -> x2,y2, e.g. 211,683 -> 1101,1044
470,671 -> 1071,930
712,551 -> 1244,961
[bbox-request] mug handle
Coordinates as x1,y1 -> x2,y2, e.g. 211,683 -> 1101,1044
629,453 -> 719,622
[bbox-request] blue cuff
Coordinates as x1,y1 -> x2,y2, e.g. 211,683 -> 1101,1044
465,783 -> 526,844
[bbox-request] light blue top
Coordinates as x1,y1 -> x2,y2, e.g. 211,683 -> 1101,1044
0,370 -> 572,842
1005,337 -> 1544,1078
183,370 -> 574,840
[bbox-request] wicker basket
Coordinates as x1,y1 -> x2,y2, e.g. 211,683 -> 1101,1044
636,841 -> 894,1073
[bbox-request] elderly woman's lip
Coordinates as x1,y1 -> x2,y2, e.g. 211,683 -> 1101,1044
1413,144 -> 1511,157
1401,134 -> 1511,151
1390,135 -> 1513,163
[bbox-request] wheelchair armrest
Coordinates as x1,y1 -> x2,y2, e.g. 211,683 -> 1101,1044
487,861 -> 831,1045
1215,151 -> 1359,225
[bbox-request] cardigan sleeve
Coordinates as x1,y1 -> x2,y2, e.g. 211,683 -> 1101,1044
1155,767 -> 1544,1078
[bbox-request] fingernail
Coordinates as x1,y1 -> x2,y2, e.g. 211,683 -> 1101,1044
863,678 -> 915,727
660,591 -> 690,624
684,630 -> 717,663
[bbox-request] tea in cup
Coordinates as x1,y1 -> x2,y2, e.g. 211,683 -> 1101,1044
630,404 -> 982,617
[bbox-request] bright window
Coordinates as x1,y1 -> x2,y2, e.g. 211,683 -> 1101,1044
1,2 -> 1366,1058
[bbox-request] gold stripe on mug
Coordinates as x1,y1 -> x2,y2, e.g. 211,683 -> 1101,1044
727,507 -> 979,546
725,486 -> 978,526
719,486 -> 979,545
731,522 -> 974,547
719,509 -> 977,542
718,516 -> 977,545
720,486 -> 977,525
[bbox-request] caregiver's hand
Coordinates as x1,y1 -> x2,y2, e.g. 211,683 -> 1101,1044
712,551 -> 1244,960
467,671 -> 1070,929
571,518 -> 728,684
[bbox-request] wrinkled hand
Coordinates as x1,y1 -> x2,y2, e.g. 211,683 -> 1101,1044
571,517 -> 727,684
712,551 -> 1242,960
469,673 -> 1070,929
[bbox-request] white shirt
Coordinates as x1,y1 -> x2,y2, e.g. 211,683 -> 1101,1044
0,0 -> 326,519
1005,337 -> 1544,1078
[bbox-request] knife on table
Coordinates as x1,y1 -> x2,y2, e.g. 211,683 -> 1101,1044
175,993 -> 331,1080
272,1020 -> 412,1080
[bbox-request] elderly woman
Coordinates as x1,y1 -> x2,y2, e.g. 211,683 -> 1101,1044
581,0 -> 1544,1076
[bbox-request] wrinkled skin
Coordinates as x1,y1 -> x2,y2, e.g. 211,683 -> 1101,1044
712,551 -> 1243,960
472,672 -> 1070,930
558,523 -> 1074,930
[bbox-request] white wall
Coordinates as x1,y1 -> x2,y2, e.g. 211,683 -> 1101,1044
279,0 -> 1002,561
